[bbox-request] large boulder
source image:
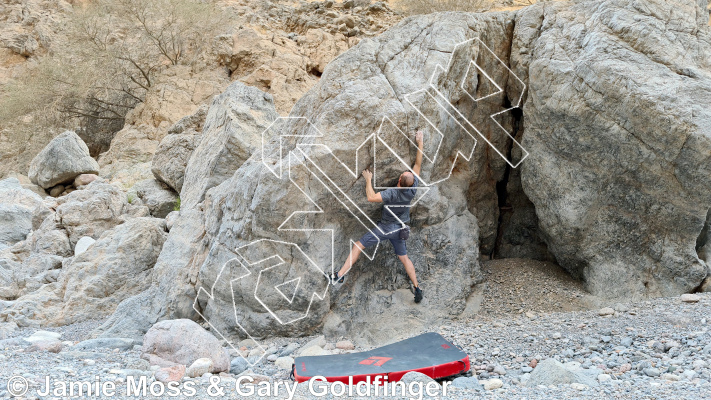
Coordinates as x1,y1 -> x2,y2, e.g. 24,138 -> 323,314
141,319 -> 229,373
28,131 -> 100,189
180,82 -> 280,210
0,217 -> 167,325
151,135 -> 199,193
194,11 -> 509,344
96,0 -> 711,344
150,106 -> 208,192
519,0 -> 711,298
91,209 -> 205,340
56,217 -> 167,324
55,182 -> 134,246
132,179 -> 179,219
0,178 -> 46,248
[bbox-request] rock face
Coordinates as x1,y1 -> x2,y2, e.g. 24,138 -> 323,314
95,0 -> 711,344
141,319 -> 229,373
519,0 -> 711,298
91,209 -> 206,340
28,131 -> 100,189
150,105 -> 209,193
0,178 -> 46,248
215,28 -> 356,115
180,82 -> 280,210
152,128 -> 201,193
56,217 -> 167,324
0,217 -> 167,326
132,179 -> 178,219
55,182 -> 133,247
194,11 -> 508,343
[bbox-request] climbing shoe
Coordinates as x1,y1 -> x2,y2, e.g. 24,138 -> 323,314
331,272 -> 345,285
414,286 -> 423,303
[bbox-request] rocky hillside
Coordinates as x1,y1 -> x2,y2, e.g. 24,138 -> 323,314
0,0 -> 708,341
0,0 -> 402,182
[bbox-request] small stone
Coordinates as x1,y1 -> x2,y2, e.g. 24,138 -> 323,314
243,374 -> 270,384
74,236 -> 96,256
619,363 -> 632,373
482,378 -> 503,390
74,174 -> 98,187
49,185 -> 65,197
400,372 -> 436,385
25,340 -> 62,353
275,356 -> 294,370
267,354 -> 278,362
336,340 -> 355,350
323,343 -> 335,351
597,374 -> 611,382
299,336 -> 326,353
125,359 -> 151,371
73,337 -> 135,351
529,359 -> 538,368
451,376 -> 482,390
280,343 -> 299,357
230,358 -> 249,375
186,358 -> 213,378
248,347 -> 264,358
680,293 -> 700,303
571,383 -> 588,390
521,366 -> 533,373
493,365 -> 506,375
598,307 -> 615,316
300,345 -> 327,357
644,367 -> 660,377
551,332 -> 562,339
662,373 -> 680,381
155,365 -> 186,383
24,331 -> 61,343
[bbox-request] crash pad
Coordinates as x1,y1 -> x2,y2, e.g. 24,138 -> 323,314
292,332 -> 470,383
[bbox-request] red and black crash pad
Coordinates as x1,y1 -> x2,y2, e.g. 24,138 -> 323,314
292,332 -> 470,384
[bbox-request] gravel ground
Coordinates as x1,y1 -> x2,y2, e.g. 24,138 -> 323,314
478,258 -> 603,315
2,260 -> 711,399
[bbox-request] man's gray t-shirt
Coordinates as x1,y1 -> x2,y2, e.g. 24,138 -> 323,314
379,176 -> 419,225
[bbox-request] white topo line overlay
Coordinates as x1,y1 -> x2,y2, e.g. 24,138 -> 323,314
193,36 -> 529,356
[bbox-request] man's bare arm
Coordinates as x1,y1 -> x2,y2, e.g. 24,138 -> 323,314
413,131 -> 424,176
362,169 -> 382,203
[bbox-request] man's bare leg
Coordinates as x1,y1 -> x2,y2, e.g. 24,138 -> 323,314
397,254 -> 419,288
337,241 -> 363,278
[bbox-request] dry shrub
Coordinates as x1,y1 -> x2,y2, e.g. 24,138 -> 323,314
0,0 -> 226,156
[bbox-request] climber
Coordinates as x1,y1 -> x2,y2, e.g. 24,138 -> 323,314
331,131 -> 424,303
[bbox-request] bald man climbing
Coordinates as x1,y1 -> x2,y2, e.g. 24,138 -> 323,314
331,131 -> 424,303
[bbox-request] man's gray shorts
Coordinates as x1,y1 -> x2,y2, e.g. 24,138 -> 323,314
358,223 -> 407,256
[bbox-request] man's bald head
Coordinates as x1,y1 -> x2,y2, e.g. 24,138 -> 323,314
399,171 -> 415,187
